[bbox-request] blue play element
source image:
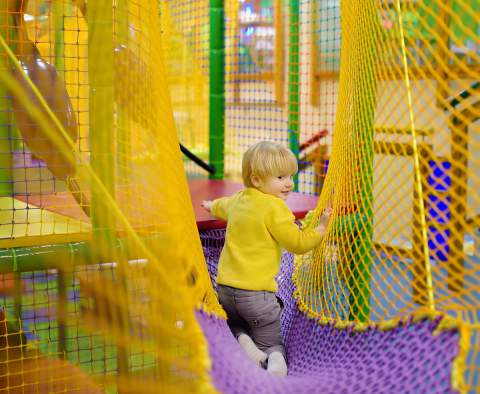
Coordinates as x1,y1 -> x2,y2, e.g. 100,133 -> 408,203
428,160 -> 451,192
428,194 -> 451,224
427,160 -> 451,262
428,226 -> 450,262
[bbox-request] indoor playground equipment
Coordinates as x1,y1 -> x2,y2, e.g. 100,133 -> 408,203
0,0 -> 478,393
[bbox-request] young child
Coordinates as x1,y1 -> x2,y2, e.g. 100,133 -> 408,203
202,141 -> 332,377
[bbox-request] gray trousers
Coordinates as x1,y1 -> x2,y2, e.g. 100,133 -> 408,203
217,284 -> 285,356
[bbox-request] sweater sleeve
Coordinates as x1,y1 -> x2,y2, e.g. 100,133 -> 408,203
265,200 -> 323,254
210,195 -> 235,220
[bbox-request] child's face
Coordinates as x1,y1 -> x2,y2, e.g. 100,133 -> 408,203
252,173 -> 295,200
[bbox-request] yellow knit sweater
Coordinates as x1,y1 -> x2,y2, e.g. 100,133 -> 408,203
211,187 -> 322,292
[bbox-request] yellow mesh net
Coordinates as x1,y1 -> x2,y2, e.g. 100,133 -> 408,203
298,1 -> 479,391
0,0 -> 219,392
0,0 -> 478,392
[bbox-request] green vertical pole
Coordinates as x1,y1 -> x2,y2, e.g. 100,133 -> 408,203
57,268 -> 67,358
345,0 -> 377,322
88,0 -> 115,241
288,0 -> 300,190
116,0 -> 130,184
0,2 -> 14,196
13,269 -> 22,324
209,0 -> 225,179
53,1 -> 67,356
88,1 -> 128,379
116,122 -> 131,386
53,0 -> 65,75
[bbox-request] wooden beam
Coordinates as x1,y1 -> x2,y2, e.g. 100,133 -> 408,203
374,126 -> 433,137
373,141 -> 433,156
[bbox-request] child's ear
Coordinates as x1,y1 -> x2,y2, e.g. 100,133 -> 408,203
251,174 -> 262,188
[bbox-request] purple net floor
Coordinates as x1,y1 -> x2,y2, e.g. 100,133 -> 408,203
199,229 -> 460,394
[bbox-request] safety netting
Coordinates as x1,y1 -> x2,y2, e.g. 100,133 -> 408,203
0,0 -> 477,393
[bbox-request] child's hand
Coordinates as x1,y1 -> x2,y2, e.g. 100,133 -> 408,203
202,200 -> 213,212
315,205 -> 333,236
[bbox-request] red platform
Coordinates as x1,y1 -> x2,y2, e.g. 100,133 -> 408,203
190,179 -> 318,230
15,179 -> 318,231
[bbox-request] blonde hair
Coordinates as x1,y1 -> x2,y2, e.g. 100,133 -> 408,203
242,141 -> 298,187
